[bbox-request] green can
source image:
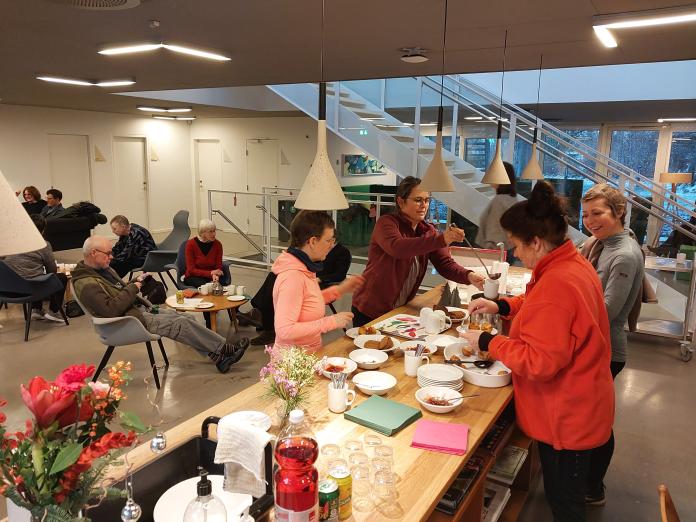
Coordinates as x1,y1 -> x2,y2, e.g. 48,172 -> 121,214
328,467 -> 352,520
318,479 -> 339,522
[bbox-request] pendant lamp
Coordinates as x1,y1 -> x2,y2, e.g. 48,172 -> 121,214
522,55 -> 544,180
0,169 -> 46,256
482,31 -> 511,185
420,0 -> 455,193
294,1 -> 348,210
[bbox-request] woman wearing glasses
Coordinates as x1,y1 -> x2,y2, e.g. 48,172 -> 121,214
351,176 -> 485,327
272,210 -> 364,352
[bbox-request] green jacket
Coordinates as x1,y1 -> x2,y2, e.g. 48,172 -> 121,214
71,261 -> 146,323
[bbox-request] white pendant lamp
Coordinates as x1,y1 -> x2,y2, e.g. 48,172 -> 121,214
521,55 -> 544,180
294,1 -> 348,211
0,169 -> 46,256
420,0 -> 455,193
482,30 -> 511,186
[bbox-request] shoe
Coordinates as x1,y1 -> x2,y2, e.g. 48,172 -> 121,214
585,484 -> 606,506
251,331 -> 276,346
43,311 -> 65,324
31,310 -> 46,320
215,347 -> 247,373
237,308 -> 262,327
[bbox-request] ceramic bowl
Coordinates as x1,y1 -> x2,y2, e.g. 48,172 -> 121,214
352,371 -> 397,396
399,340 -> 437,355
348,349 -> 389,370
320,357 -> 358,379
459,360 -> 512,388
443,341 -> 477,362
415,386 -> 464,414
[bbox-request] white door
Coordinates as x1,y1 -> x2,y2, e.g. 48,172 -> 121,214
47,134 -> 92,205
246,139 -> 279,237
195,139 -> 231,231
113,137 -> 149,226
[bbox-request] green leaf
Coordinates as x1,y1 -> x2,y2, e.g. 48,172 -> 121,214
49,442 -> 83,476
119,411 -> 149,433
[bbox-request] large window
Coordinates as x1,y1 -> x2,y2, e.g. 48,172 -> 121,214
662,131 -> 696,240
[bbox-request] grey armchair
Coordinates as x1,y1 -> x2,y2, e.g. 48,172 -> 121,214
70,282 -> 169,389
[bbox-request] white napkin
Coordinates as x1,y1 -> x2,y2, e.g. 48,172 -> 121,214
214,414 -> 273,498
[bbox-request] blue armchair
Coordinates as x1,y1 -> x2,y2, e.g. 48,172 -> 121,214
165,241 -> 231,290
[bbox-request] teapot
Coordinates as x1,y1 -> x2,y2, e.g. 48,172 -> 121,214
211,280 -> 224,296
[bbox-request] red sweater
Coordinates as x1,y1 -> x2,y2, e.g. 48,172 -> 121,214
489,240 -> 615,450
184,238 -> 223,280
352,212 -> 473,319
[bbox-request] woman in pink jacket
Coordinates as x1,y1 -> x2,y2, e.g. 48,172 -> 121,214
272,211 -> 363,352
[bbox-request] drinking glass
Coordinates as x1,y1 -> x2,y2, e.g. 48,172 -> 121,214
351,464 -> 374,512
374,445 -> 393,466
363,433 -> 382,457
343,439 -> 363,454
320,444 -> 341,460
349,451 -> 369,467
373,470 -> 397,501
371,457 -> 391,474
327,458 -> 349,473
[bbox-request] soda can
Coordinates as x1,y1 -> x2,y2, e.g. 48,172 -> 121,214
176,290 -> 184,304
328,466 -> 352,520
318,479 -> 339,522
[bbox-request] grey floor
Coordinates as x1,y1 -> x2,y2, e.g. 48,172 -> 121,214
1,248 -> 694,521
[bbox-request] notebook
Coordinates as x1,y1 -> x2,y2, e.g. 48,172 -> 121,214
343,395 -> 422,436
411,419 -> 469,455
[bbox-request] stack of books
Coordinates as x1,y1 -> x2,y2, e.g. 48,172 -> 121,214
488,445 -> 528,486
482,481 -> 511,522
435,455 -> 486,515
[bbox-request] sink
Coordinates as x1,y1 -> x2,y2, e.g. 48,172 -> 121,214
87,416 -> 273,521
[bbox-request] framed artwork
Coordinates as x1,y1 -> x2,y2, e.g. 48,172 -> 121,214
342,154 -> 387,176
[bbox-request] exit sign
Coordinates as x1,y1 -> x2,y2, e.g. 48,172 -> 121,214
359,129 -> 368,136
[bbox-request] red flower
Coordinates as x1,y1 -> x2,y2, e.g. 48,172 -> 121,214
20,377 -> 93,429
54,364 -> 95,393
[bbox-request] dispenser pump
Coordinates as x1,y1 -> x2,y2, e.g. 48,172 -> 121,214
196,468 -> 212,497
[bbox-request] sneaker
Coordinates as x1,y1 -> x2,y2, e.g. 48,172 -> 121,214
31,310 -> 46,320
215,348 -> 247,373
237,308 -> 262,327
251,331 -> 276,346
585,484 -> 606,506
43,311 -> 65,324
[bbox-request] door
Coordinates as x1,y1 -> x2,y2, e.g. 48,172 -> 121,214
47,134 -> 92,205
246,139 -> 279,237
194,139 -> 230,231
113,137 -> 149,226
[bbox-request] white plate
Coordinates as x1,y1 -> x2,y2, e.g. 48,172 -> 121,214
418,363 -> 464,382
348,349 -> 389,370
445,307 -> 469,323
424,334 -> 462,350
399,340 -> 437,355
345,327 -> 360,339
455,325 -> 498,336
165,295 -> 202,309
352,371 -> 397,396
222,410 -> 272,432
319,357 -> 358,379
154,475 -> 252,522
227,295 -> 246,302
443,341 -> 477,363
416,386 -> 464,413
418,379 -> 463,391
196,302 -> 215,309
354,334 -> 400,353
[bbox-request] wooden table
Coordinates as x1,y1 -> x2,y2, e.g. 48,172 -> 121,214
112,286 -> 515,521
164,294 -> 248,333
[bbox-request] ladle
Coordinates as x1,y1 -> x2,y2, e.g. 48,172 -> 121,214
451,224 -> 501,280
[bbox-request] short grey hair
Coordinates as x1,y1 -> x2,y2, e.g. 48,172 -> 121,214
83,236 -> 108,256
198,219 -> 216,238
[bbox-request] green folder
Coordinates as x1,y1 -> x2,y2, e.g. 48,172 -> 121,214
344,395 -> 422,436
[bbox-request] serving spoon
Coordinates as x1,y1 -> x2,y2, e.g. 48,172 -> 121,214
450,224 -> 501,280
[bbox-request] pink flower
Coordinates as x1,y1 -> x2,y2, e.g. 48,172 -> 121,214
88,381 -> 110,396
21,377 -> 93,429
55,364 -> 95,393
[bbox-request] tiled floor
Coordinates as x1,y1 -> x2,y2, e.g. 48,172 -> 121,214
1,244 -> 694,521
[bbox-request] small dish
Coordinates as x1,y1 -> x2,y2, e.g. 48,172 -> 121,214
320,357 -> 358,379
445,307 -> 469,323
226,295 -> 246,302
443,341 -> 477,362
399,340 -> 437,355
423,334 -> 461,352
345,327 -> 360,339
354,334 -> 400,353
196,302 -> 215,309
348,349 -> 388,370
415,386 -> 464,413
456,325 -> 498,336
352,371 -> 397,396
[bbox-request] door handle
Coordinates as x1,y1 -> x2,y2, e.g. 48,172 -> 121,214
199,180 -> 203,188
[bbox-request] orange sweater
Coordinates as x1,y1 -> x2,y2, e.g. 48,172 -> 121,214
489,240 -> 615,450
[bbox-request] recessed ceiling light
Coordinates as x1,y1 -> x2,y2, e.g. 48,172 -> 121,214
37,76 -> 135,87
593,5 -> 696,47
658,117 -> 696,122
400,47 -> 429,63
99,42 -> 230,61
138,106 -> 193,113
464,116 -> 483,120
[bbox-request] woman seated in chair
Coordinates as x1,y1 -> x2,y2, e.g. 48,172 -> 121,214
272,211 -> 363,352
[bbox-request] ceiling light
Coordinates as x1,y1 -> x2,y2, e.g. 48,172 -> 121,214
95,79 -> 135,87
162,44 -> 230,61
138,106 -> 193,113
99,43 -> 163,55
593,6 -> 696,47
166,107 -> 193,113
522,55 -> 544,181
658,117 -> 696,122
153,116 -> 175,120
37,76 -> 135,87
400,47 -> 429,63
593,26 -> 618,48
99,42 -> 231,61
465,116 -> 483,120
152,115 -> 196,121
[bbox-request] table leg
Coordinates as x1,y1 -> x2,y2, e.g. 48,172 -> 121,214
227,308 -> 239,333
210,312 -> 218,333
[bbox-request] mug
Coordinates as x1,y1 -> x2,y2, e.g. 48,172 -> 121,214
424,310 -> 452,334
235,285 -> 246,296
404,350 -> 430,376
483,278 -> 499,299
225,285 -> 237,295
419,307 -> 433,326
199,284 -> 210,296
328,383 -> 356,413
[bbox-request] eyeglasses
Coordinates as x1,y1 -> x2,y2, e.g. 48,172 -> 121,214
94,249 -> 113,257
409,197 -> 431,206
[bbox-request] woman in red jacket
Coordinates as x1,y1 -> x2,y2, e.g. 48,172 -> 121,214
184,219 -> 225,288
461,181 -> 614,522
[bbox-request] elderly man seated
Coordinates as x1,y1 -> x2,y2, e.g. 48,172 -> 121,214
109,214 -> 157,277
72,236 -> 249,373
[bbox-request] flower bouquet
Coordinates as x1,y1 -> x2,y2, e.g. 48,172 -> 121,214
0,362 -> 146,522
259,346 -> 319,418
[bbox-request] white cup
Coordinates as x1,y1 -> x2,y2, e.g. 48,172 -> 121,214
225,284 -> 236,295
199,285 -> 210,296
404,350 -> 430,377
424,310 -> 452,334
484,278 -> 499,299
328,383 -> 356,413
419,307 -> 433,326
676,253 -> 687,264
235,285 -> 246,296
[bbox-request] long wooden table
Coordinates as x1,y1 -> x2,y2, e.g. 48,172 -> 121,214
106,285 -> 515,521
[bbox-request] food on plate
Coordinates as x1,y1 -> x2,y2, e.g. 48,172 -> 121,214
359,325 -> 378,335
379,336 -> 394,350
424,396 -> 451,406
468,322 -> 480,331
182,288 -> 198,298
480,321 -> 493,333
433,304 -> 448,313
448,355 -> 461,362
462,347 -> 473,357
497,370 -> 509,376
364,340 -> 381,349
324,363 -> 346,373
449,310 -> 466,320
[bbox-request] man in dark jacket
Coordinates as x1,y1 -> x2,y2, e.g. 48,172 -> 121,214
73,236 -> 248,373
109,215 -> 157,277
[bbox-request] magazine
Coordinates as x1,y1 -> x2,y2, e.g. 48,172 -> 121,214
488,445 -> 528,486
482,481 -> 511,522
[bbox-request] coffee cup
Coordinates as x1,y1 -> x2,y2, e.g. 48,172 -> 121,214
235,285 -> 246,296
328,383 -> 356,413
199,284 -> 210,296
483,278 -> 499,299
423,309 -> 451,334
404,350 -> 429,377
225,285 -> 237,295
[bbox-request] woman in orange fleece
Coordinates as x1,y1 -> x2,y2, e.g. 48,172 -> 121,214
461,181 -> 614,522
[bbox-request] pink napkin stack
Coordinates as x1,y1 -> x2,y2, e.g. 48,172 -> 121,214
411,419 -> 469,455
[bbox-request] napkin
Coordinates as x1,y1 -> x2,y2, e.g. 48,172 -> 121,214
214,414 -> 273,497
344,395 -> 421,436
411,419 -> 469,455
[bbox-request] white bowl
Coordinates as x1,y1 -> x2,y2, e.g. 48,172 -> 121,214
424,334 -> 462,352
354,334 -> 400,353
445,307 -> 469,323
348,349 -> 389,370
400,340 -> 437,355
443,341 -> 477,362
459,360 -> 511,388
415,386 -> 464,413
320,357 -> 358,379
352,371 -> 397,396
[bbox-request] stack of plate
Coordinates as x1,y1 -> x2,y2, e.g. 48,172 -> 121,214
417,364 -> 463,391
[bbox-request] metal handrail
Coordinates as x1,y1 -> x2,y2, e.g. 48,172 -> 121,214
211,208 -> 265,258
256,204 -> 291,235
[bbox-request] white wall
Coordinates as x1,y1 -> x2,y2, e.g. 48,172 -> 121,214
0,104 -> 193,235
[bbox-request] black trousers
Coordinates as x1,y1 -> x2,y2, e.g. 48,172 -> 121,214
538,442 -> 592,522
586,360 -> 625,495
110,257 -> 146,278
350,306 -> 375,328
32,273 -> 68,313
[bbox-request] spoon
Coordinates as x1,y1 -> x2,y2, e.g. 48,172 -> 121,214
444,359 -> 495,369
437,394 -> 480,404
451,224 -> 500,280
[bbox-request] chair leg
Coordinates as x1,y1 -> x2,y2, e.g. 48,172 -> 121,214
58,306 -> 69,326
157,338 -> 170,368
157,272 -> 168,291
93,346 -> 115,381
23,302 -> 31,342
145,341 -> 161,389
165,270 -> 179,289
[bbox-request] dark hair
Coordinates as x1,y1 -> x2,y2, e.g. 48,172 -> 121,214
289,211 -> 335,248
396,176 -> 423,202
496,162 -> 517,197
110,215 -> 130,226
500,180 -> 568,247
31,214 -> 46,234
23,186 -> 41,201
46,188 -> 62,201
